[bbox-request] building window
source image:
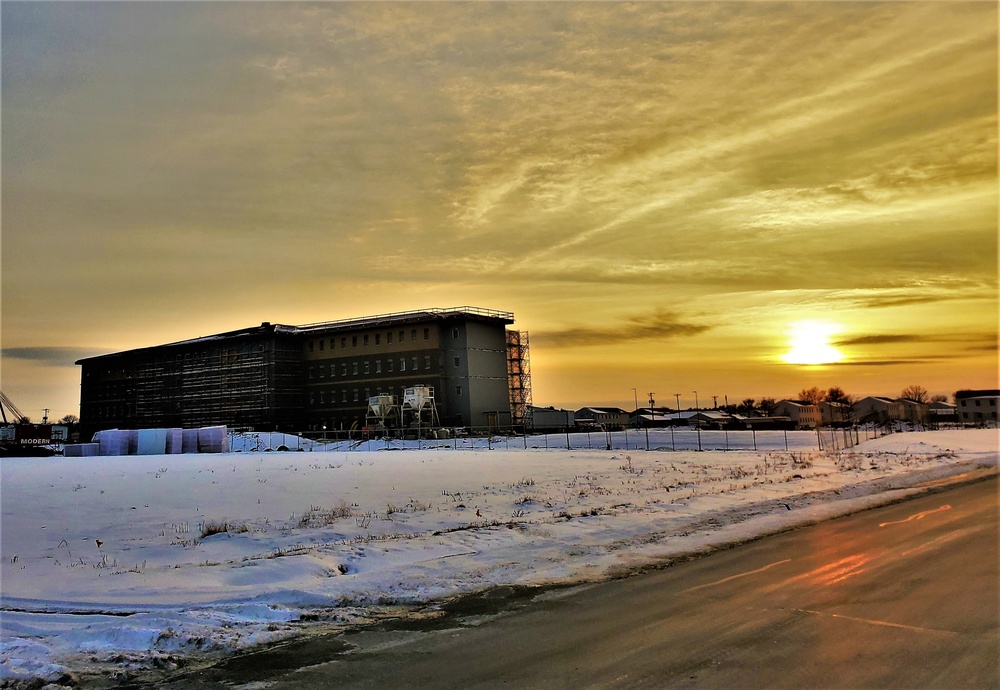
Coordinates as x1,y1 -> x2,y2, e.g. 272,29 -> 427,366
353,389 -> 359,402
330,364 -> 336,378
329,339 -> 334,350
342,389 -> 347,402
363,334 -> 369,346
341,337 -> 347,349
388,359 -> 394,373
424,355 -> 431,369
308,341 -> 314,352
452,328 -> 459,339
352,336 -> 358,347
423,327 -> 430,340
456,385 -> 463,396
352,362 -> 359,375
308,367 -> 314,379
387,331 -> 393,344
319,392 -> 325,404
319,340 -> 324,351
411,329 -> 417,341
376,360 -> 382,374
319,367 -> 324,379
309,393 -> 315,405
341,363 -> 347,376
375,333 -> 381,346
454,357 -> 460,368
364,361 -> 370,374
400,358 -> 406,372
411,356 -> 418,371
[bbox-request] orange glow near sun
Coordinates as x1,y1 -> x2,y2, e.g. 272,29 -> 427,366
781,320 -> 845,365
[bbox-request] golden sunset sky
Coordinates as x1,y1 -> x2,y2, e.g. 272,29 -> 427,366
2,2 -> 997,420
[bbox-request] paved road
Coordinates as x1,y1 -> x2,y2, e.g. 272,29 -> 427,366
146,475 -> 999,689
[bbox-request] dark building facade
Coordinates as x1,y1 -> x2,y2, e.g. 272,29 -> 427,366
77,308 -> 529,438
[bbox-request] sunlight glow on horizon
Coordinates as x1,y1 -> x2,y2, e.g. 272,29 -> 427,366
781,321 -> 846,366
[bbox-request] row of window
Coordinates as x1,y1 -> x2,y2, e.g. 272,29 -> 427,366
309,385 -> 462,406
310,355 -> 431,379
308,355 -> 463,379
307,327 -> 462,353
959,399 -> 997,407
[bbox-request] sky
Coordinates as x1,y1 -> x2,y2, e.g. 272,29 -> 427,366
2,1 -> 997,421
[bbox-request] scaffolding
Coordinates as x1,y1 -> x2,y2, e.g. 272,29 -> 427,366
506,330 -> 533,430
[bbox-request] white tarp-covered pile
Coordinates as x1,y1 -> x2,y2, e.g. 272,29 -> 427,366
64,426 -> 229,457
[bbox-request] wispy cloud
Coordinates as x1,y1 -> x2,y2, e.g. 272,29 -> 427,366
532,310 -> 711,348
2,348 -> 105,367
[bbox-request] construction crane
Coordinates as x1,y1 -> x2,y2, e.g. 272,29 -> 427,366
0,390 -> 28,424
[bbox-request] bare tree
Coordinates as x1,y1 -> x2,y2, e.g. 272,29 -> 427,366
736,398 -> 757,415
900,385 -> 929,403
798,387 -> 825,405
58,414 -> 79,425
930,394 -> 948,403
757,397 -> 777,416
825,386 -> 849,403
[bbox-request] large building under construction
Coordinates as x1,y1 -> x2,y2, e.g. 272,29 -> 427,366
77,307 -> 532,438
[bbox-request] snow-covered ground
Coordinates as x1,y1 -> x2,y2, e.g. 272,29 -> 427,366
1,428 -> 996,686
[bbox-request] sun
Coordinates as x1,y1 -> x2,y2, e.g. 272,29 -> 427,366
781,320 -> 845,365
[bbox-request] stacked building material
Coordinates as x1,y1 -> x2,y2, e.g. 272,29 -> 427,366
165,429 -> 183,454
181,429 -> 200,453
64,443 -> 100,457
136,429 -> 167,455
197,426 -> 228,453
96,429 -> 129,456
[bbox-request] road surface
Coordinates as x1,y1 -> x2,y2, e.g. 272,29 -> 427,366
138,474 -> 999,689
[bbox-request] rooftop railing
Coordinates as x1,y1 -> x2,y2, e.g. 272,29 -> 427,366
296,306 -> 514,331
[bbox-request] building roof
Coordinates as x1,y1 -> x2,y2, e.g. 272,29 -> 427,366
296,306 -> 514,334
576,407 -> 628,415
77,307 -> 514,365
955,389 -> 1000,400
76,322 -> 297,364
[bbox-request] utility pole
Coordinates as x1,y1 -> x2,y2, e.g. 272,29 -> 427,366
712,395 -> 718,409
645,392 -> 654,451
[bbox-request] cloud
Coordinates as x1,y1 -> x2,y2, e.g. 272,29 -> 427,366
2,348 -> 105,367
532,310 -> 711,348
835,333 -> 997,347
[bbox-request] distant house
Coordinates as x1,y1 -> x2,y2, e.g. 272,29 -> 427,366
928,401 -> 957,425
735,415 -> 795,430
853,396 -> 903,425
529,406 -> 575,431
574,407 -> 630,430
896,398 -> 930,425
630,407 -> 679,428
772,400 -> 821,429
955,390 -> 1000,425
819,401 -> 851,426
688,410 -> 739,429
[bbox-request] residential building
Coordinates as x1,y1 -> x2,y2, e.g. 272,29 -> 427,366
819,401 -> 852,426
955,389 -> 1000,425
772,400 -> 821,429
852,396 -> 904,425
928,401 -> 957,424
530,406 -> 575,431
574,407 -> 630,430
896,398 -> 930,426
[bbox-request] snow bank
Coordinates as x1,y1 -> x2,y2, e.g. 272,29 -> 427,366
1,428 -> 995,685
